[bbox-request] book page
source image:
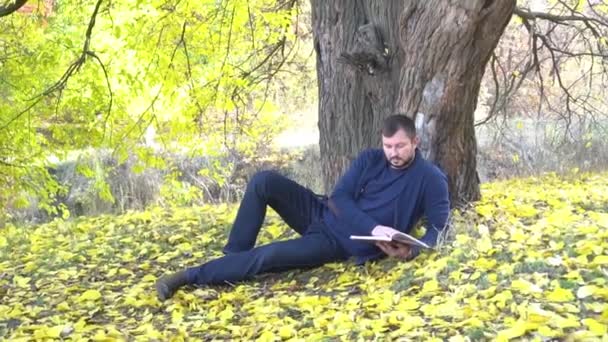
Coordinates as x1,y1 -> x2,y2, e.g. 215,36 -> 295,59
349,235 -> 392,242
392,232 -> 431,249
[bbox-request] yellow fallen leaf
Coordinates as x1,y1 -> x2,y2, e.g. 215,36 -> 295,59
546,287 -> 574,302
537,325 -> 561,337
78,289 -> 102,302
581,318 -> 607,335
496,320 -> 527,341
176,242 -> 192,252
569,329 -> 598,340
395,298 -> 420,311
141,274 -> 156,282
454,234 -> 470,246
172,308 -> 184,323
491,290 -> 513,309
564,270 -> 582,281
577,225 -> 599,234
511,278 -> 542,294
475,236 -> 493,253
526,304 -> 552,324
583,302 -> 607,314
133,323 -> 163,339
90,329 -> 108,341
106,325 -> 123,338
33,328 -> 47,340
218,307 -> 234,321
509,227 -> 527,243
13,275 -> 30,288
449,335 -> 466,342
426,338 -> 443,342
74,317 -> 87,330
46,325 -> 64,338
591,255 -> 608,265
56,302 -> 70,311
118,268 -> 133,276
168,234 -> 184,244
474,257 -> 496,269
577,285 -> 599,299
57,250 -> 75,261
552,314 -> 581,329
256,330 -> 276,342
476,204 -> 494,218
549,240 -> 565,250
420,279 -> 439,295
278,325 -> 296,339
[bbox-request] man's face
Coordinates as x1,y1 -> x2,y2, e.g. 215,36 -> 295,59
382,129 -> 419,169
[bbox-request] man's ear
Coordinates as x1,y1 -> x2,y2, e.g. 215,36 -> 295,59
413,136 -> 420,146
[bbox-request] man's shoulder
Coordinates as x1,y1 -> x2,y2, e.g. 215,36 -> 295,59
357,148 -> 384,160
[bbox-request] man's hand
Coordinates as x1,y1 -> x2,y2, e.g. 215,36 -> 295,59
375,241 -> 412,260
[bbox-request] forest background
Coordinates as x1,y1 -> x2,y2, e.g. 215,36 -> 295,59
1,0 -> 606,223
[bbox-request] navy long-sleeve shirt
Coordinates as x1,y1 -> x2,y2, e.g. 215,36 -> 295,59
323,148 -> 450,263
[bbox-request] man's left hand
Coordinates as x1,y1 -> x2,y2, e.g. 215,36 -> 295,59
376,241 -> 412,260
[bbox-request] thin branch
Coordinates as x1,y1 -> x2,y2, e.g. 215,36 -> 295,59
476,54 -> 501,126
111,16 -> 184,153
504,4 -> 608,127
514,7 -> 608,27
87,51 -> 113,119
240,38 -> 286,79
246,0 -> 256,52
0,0 -> 105,131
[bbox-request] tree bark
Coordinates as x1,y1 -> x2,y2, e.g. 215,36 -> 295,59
311,0 -> 515,206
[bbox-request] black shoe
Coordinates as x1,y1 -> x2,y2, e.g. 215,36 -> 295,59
156,270 -> 188,301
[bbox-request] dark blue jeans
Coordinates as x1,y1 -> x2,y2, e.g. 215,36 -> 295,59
185,171 -> 349,285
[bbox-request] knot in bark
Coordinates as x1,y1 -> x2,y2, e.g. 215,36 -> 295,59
339,23 -> 389,75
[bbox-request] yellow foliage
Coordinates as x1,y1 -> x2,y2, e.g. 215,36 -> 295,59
1,173 -> 608,340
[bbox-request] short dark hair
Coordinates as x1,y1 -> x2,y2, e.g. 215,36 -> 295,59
382,114 -> 416,138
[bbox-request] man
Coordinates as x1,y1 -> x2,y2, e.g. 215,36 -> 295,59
156,114 -> 450,300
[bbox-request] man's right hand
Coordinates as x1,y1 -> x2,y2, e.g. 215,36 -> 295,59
375,241 -> 412,260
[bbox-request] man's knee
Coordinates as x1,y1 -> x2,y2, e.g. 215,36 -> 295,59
248,170 -> 281,194
253,243 -> 290,271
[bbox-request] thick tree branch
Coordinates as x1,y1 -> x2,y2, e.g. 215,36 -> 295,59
0,0 -> 27,17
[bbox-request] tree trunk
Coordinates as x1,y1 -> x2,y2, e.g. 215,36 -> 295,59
311,0 -> 515,206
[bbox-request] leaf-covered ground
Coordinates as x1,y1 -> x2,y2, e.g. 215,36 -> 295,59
1,172 -> 608,341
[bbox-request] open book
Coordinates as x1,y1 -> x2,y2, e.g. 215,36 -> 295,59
350,232 -> 431,249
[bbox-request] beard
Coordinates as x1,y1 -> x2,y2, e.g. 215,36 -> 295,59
389,155 -> 414,169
